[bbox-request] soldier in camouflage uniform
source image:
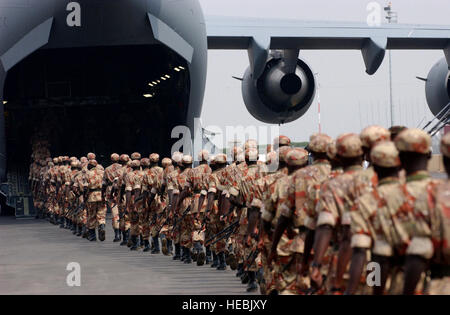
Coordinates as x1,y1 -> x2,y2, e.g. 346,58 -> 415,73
429,133 -> 450,294
144,154 -> 164,253
393,128 -> 442,294
102,153 -> 122,242
174,155 -> 195,263
205,153 -> 229,269
268,148 -> 311,295
117,154 -> 131,246
160,157 -> 174,255
83,159 -> 106,241
229,145 -> 264,292
125,154 -> 145,250
258,146 -> 291,294
346,141 -> 403,295
311,133 -> 377,294
167,152 -> 183,259
190,150 -> 212,265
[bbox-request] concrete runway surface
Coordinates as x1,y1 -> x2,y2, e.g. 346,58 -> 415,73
0,216 -> 258,295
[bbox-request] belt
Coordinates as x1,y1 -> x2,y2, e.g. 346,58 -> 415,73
89,188 -> 101,192
193,189 -> 202,194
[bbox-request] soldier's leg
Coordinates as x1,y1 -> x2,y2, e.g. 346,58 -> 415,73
142,209 -> 151,252
97,202 -> 107,242
110,202 -> 121,242
86,203 -> 97,241
129,210 -> 140,250
181,215 -> 193,264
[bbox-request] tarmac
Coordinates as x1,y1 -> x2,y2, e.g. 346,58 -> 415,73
0,216 -> 258,295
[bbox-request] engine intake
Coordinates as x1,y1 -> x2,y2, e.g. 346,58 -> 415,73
242,57 -> 316,124
424,58 -> 450,117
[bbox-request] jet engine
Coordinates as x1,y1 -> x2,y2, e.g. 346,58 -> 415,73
424,58 -> 450,117
242,54 -> 316,124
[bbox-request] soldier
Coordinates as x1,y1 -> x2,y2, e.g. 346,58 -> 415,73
117,154 -> 131,246
72,160 -> 87,237
258,146 -> 290,294
229,146 -> 264,291
174,155 -> 195,263
190,150 -> 212,265
205,153 -> 229,269
160,157 -> 175,255
125,154 -> 144,250
83,159 -> 107,241
143,154 -> 164,253
268,147 -> 310,295
167,151 -> 183,259
430,133 -> 450,294
345,141 -> 403,295
67,160 -> 81,234
103,153 -> 122,242
311,133 -> 377,294
393,128 -> 442,294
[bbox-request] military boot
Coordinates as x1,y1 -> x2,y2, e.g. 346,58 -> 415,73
53,214 -> 59,225
71,222 -> 77,234
143,240 -> 151,252
65,218 -> 71,229
87,229 -> 97,242
211,252 -> 219,268
76,224 -> 83,237
138,235 -> 144,248
241,271 -> 250,284
130,235 -> 138,251
236,263 -> 244,277
195,242 -> 205,266
246,271 -> 258,292
120,230 -> 129,246
173,243 -> 181,260
167,239 -> 173,255
180,246 -> 186,262
151,237 -> 160,254
113,229 -> 121,242
127,233 -> 133,247
59,216 -> 65,228
184,248 -> 192,264
205,246 -> 212,265
161,237 -> 169,255
98,224 -> 106,242
82,225 -> 89,238
217,252 -> 226,270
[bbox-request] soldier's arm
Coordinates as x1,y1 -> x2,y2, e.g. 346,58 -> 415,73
269,215 -> 290,263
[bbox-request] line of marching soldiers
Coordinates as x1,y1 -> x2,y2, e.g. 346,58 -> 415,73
29,125 -> 450,295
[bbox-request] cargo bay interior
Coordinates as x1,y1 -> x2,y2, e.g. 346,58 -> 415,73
1,44 -> 190,216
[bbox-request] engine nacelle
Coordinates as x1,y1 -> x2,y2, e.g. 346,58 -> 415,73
242,57 -> 316,124
425,58 -> 450,117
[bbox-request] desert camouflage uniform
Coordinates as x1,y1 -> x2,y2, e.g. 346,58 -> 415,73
103,162 -> 122,230
125,166 -> 145,237
84,166 -> 106,230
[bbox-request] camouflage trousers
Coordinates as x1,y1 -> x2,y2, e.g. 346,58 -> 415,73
180,214 -> 194,249
87,201 -> 107,229
130,208 -> 142,237
108,201 -> 120,230
140,208 -> 151,240
210,220 -> 227,253
119,200 -> 131,231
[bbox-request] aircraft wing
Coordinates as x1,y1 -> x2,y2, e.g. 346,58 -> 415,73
205,15 -> 450,75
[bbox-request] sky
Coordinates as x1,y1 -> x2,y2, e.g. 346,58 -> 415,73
197,0 -> 449,145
